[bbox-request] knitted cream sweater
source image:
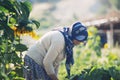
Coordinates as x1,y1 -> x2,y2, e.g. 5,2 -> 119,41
26,31 -> 65,75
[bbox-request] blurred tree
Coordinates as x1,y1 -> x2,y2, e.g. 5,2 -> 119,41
98,0 -> 120,11
38,10 -> 58,30
109,0 -> 120,10
91,0 -> 120,15
99,0 -> 120,10
30,0 -> 61,3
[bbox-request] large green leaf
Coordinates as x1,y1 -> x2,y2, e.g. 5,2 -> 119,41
15,44 -> 28,52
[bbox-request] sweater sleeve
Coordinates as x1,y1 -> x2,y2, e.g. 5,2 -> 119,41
43,37 -> 64,75
54,64 -> 59,76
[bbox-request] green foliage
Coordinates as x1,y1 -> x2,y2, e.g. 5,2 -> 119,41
0,0 -> 40,79
59,27 -> 120,80
84,26 -> 102,57
0,0 -> 40,31
70,66 -> 120,80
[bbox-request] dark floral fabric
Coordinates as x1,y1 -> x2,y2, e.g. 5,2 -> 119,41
23,55 -> 51,80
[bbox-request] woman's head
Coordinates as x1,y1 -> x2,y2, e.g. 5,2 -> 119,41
71,22 -> 88,45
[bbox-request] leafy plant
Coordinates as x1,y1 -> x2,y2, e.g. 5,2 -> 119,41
0,0 -> 40,79
70,66 -> 120,80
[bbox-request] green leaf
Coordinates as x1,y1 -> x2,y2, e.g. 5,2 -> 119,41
0,6 -> 9,13
20,1 -> 32,18
31,20 -> 40,28
0,72 -> 9,80
3,25 -> 14,41
15,44 -> 28,52
21,1 -> 32,12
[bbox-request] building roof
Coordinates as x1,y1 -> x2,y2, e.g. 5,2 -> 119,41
83,11 -> 120,27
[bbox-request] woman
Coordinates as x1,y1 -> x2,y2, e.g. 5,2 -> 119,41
23,22 -> 88,80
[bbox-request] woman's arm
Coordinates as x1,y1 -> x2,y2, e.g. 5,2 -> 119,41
43,42 -> 61,79
43,31 -> 64,80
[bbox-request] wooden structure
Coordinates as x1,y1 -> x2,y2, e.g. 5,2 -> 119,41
83,11 -> 120,48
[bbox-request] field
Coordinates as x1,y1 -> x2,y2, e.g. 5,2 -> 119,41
58,47 -> 120,80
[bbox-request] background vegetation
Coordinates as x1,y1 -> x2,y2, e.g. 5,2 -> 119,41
30,0 -> 120,30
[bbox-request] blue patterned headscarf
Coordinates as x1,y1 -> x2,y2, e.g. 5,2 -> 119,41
59,27 -> 74,78
72,22 -> 88,42
59,22 -> 88,78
